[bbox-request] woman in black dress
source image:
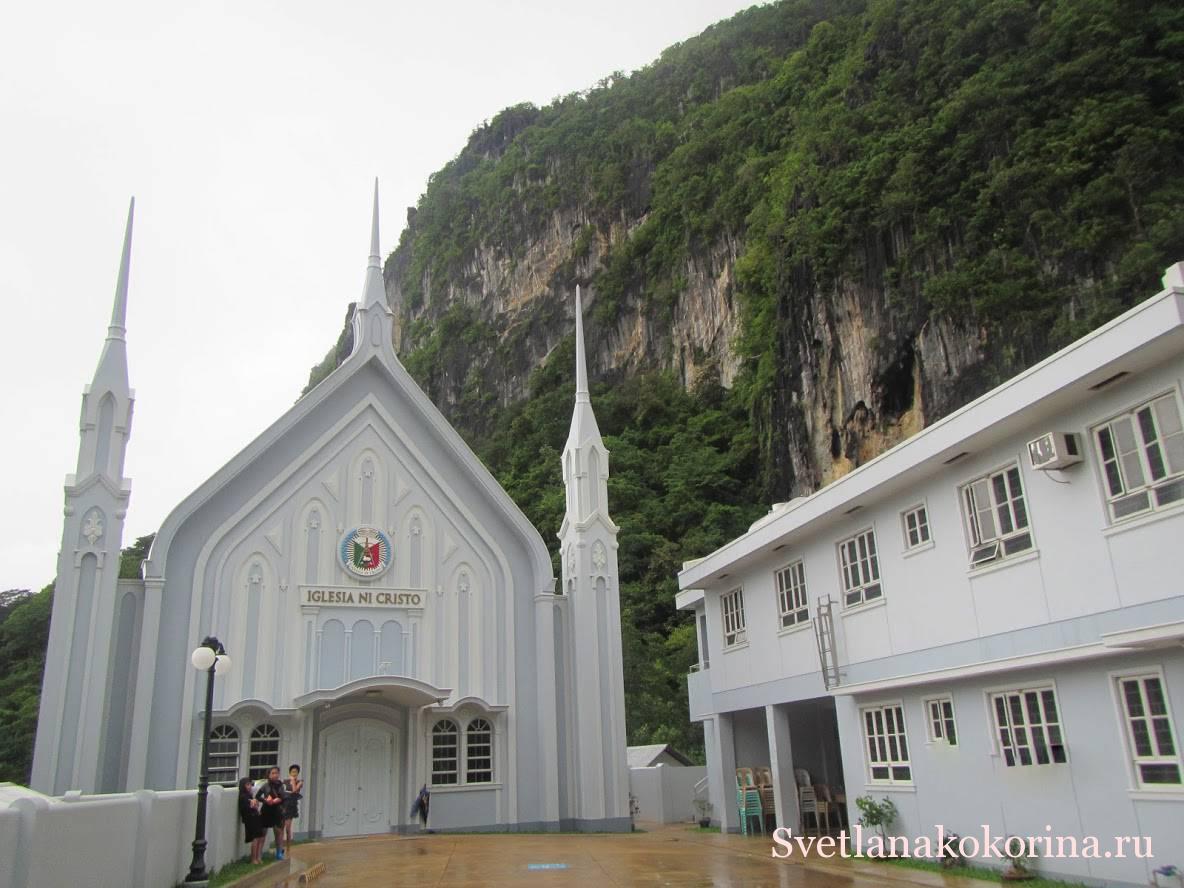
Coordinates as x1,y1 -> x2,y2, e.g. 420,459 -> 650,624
255,767 -> 288,861
238,777 -> 265,864
282,764 -> 304,853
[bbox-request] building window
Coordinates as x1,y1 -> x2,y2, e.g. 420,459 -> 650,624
465,718 -> 494,783
720,588 -> 746,648
248,724 -> 280,780
902,505 -> 931,549
208,724 -> 240,785
838,529 -> 882,607
432,719 -> 459,785
925,697 -> 957,745
1094,393 -> 1184,522
1117,673 -> 1182,787
775,560 -> 809,629
961,465 -> 1033,567
862,704 -> 911,784
991,687 -> 1066,767
698,612 -> 710,669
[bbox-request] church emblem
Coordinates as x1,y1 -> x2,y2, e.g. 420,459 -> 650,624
339,526 -> 392,579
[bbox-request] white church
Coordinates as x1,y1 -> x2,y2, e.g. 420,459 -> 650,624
30,187 -> 631,836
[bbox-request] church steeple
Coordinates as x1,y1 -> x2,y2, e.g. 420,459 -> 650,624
351,179 -> 394,355
89,198 -> 133,399
76,198 -> 135,481
566,285 -> 603,453
556,285 -> 629,825
33,199 -> 137,795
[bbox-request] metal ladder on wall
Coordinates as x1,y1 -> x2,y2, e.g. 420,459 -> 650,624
813,595 -> 842,689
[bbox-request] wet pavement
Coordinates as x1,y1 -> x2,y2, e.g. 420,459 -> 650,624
288,824 -> 997,887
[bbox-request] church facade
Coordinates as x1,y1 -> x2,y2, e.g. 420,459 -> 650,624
31,187 -> 630,835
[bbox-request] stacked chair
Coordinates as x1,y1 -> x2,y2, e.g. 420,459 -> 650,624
734,768 -> 766,836
752,766 -> 777,827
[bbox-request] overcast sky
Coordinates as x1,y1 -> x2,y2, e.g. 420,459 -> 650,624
0,0 -> 759,592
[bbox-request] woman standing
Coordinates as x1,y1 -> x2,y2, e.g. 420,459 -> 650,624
282,764 -> 304,852
255,767 -> 288,861
238,777 -> 265,865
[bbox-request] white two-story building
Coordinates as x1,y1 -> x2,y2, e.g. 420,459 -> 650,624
678,263 -> 1184,886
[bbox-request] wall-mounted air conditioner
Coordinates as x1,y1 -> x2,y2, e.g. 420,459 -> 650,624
1027,432 -> 1083,470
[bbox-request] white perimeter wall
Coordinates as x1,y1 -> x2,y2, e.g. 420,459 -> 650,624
0,786 -> 240,888
629,765 -> 707,824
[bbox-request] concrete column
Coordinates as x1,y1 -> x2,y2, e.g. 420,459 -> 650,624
704,712 -> 737,832
765,703 -> 800,833
125,577 -> 164,790
533,593 -> 560,826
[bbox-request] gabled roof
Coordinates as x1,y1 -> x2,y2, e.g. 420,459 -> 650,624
626,744 -> 695,768
146,188 -> 554,590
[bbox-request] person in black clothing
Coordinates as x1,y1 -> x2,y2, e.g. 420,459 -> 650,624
255,767 -> 288,861
282,764 -> 304,852
238,777 -> 265,864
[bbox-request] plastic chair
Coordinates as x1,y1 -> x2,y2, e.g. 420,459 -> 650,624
753,766 -> 777,826
813,783 -> 839,834
735,768 -> 765,836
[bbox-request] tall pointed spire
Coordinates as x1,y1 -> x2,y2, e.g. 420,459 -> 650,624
91,198 -> 134,392
108,197 -> 134,341
368,177 -> 381,271
575,285 -> 590,401
361,178 -> 385,308
566,285 -> 602,450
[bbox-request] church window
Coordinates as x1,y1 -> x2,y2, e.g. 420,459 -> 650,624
248,724 -> 281,779
208,724 -> 240,785
431,720 -> 459,785
588,449 -> 601,514
466,719 -> 493,783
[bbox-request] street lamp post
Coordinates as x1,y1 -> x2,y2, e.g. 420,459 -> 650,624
184,636 -> 232,884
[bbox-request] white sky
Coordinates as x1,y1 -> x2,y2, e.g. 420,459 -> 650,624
0,0 -> 758,592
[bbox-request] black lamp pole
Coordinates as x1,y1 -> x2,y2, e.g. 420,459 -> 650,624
184,636 -> 224,884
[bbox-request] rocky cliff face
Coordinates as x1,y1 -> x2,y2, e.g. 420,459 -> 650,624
303,0 -> 1182,503
378,205 -> 985,500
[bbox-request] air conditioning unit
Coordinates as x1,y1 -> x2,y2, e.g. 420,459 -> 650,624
1027,432 -> 1083,470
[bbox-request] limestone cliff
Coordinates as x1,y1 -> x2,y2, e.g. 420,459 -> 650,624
307,0 -> 1184,501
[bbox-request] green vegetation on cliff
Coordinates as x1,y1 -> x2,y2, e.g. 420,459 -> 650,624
384,0 -> 1184,492
357,0 -> 1184,754
0,585 -> 51,783
477,344 -> 763,755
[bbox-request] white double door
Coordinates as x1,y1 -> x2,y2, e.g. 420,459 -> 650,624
320,719 -> 397,838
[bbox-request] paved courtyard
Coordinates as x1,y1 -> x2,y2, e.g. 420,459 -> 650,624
288,825 -> 995,887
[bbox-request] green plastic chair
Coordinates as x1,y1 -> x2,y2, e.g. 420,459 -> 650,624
735,768 -> 766,836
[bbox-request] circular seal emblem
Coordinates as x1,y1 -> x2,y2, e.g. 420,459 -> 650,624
339,526 -> 393,580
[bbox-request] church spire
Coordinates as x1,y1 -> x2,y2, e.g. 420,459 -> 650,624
362,178 -> 384,308
109,197 -> 134,340
575,284 -> 589,400
91,198 -> 134,394
351,179 -> 395,356
566,285 -> 602,450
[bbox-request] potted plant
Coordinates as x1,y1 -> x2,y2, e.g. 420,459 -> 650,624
939,832 -> 964,869
693,798 -> 713,829
1002,835 -> 1036,881
854,795 -> 898,843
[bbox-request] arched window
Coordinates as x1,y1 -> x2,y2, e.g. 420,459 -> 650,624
466,718 -> 493,783
431,720 -> 459,785
208,725 -> 240,786
248,724 -> 280,780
